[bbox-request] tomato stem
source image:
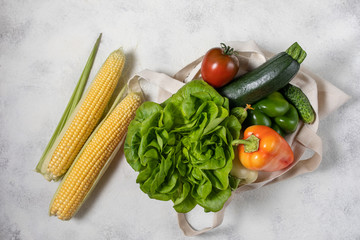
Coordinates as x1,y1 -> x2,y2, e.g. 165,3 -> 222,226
220,43 -> 235,55
232,134 -> 260,153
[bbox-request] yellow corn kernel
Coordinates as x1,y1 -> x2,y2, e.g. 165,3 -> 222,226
46,49 -> 125,181
50,92 -> 142,220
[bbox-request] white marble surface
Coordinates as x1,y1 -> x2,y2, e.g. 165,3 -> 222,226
1,0 -> 359,239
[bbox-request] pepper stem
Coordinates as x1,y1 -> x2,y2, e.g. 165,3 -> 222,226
232,134 -> 260,153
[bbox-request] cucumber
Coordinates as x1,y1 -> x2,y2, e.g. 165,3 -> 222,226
218,42 -> 307,107
280,84 -> 315,124
230,104 -> 253,124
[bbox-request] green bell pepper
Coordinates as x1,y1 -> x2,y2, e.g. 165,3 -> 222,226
244,92 -> 299,136
244,109 -> 272,127
274,104 -> 299,133
253,92 -> 290,117
271,122 -> 286,137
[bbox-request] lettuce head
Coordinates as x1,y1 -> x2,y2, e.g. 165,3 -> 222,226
124,80 -> 241,213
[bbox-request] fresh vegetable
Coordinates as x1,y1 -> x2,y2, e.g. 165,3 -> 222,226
254,92 -> 290,117
245,92 -> 299,136
230,104 -> 253,124
50,91 -> 143,220
234,125 -> 294,172
280,84 -> 315,124
124,80 -> 241,213
271,122 -> 286,137
36,34 -> 101,177
218,42 -> 307,107
274,104 -> 299,133
36,47 -> 126,181
245,109 -> 272,128
201,43 -> 239,88
230,152 -> 258,187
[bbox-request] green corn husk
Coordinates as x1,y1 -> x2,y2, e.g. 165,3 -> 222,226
35,33 -> 102,174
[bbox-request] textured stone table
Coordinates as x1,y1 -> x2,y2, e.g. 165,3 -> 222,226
1,0 -> 359,239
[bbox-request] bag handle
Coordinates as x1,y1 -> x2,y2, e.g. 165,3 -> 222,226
136,69 -> 185,94
173,56 -> 203,82
177,194 -> 234,236
290,125 -> 323,174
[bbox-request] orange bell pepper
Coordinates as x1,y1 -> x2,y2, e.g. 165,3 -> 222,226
234,125 -> 294,172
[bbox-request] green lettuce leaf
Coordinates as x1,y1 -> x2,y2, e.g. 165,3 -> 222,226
124,80 -> 241,213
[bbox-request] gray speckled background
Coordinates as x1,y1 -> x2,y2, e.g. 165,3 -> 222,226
1,0 -> 359,239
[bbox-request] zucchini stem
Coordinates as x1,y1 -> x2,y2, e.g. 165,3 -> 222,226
286,42 -> 307,64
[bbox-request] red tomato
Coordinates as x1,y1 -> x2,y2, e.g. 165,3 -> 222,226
201,43 -> 239,88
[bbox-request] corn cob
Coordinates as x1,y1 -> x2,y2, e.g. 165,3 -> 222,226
36,34 -> 101,176
50,91 -> 142,220
38,48 -> 125,181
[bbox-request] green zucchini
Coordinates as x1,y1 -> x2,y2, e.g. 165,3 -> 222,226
218,42 -> 307,107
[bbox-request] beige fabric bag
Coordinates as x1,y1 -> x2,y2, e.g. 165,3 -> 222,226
128,40 -> 350,236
